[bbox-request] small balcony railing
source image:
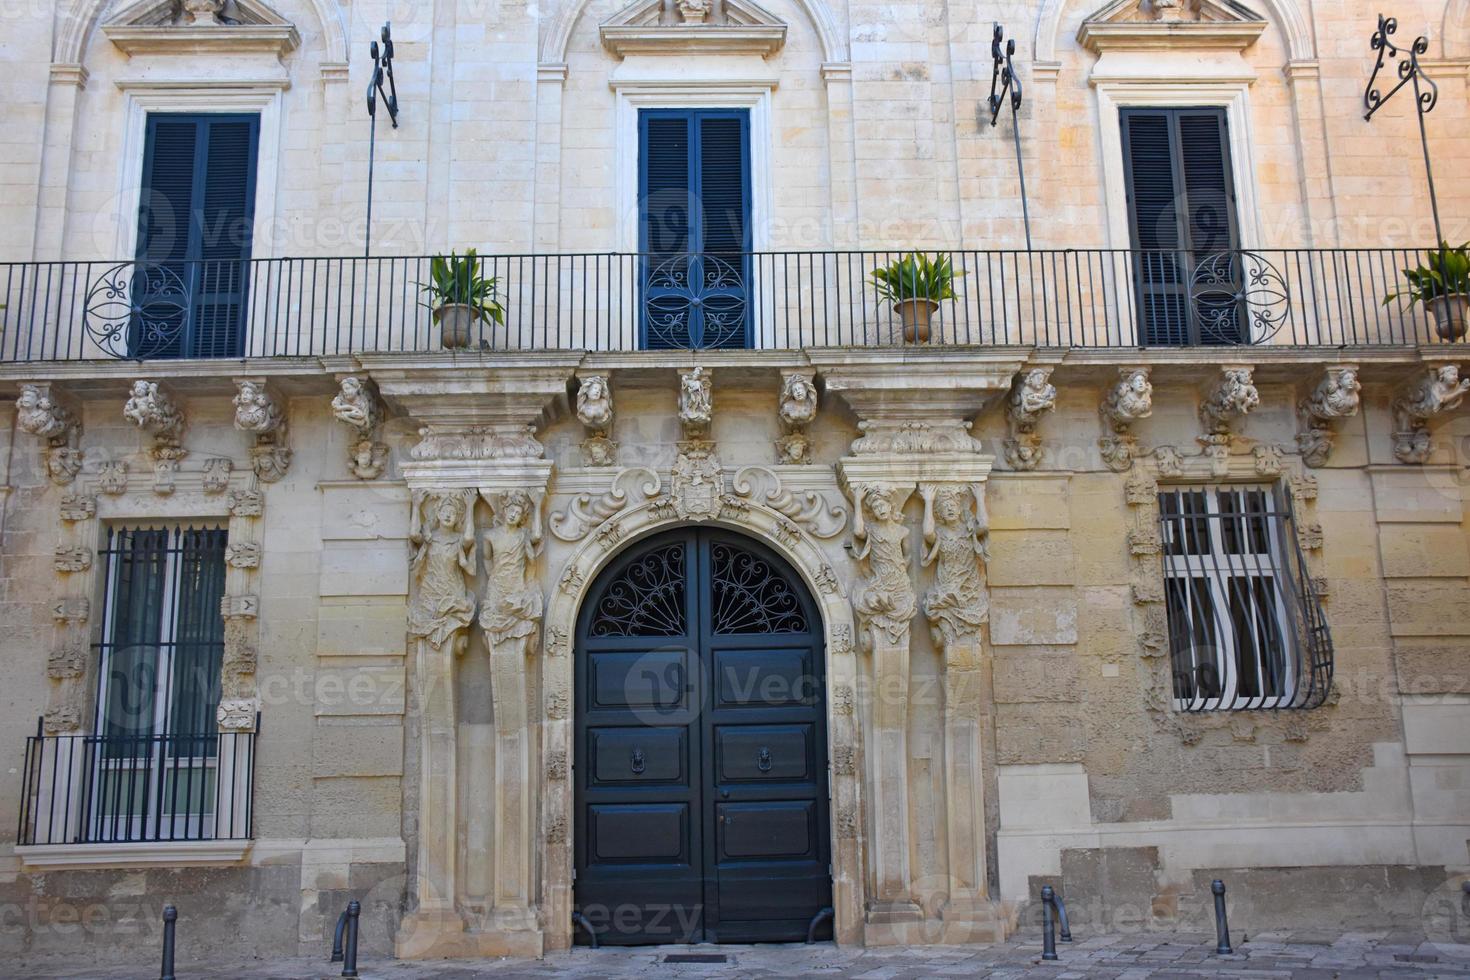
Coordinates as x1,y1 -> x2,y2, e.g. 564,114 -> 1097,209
0,248 -> 1459,362
17,721 -> 257,846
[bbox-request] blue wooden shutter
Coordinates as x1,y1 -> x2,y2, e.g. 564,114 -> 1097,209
135,114 -> 259,359
1121,107 -> 1240,344
640,109 -> 750,350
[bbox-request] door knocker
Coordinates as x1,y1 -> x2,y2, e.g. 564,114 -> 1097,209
630,747 -> 646,774
757,746 -> 773,772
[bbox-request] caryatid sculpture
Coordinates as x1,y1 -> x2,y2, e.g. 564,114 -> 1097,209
478,489 -> 545,655
407,490 -> 477,656
849,484 -> 917,651
921,483 -> 990,659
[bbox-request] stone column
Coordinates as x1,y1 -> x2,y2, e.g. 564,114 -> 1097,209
370,355 -> 578,959
919,480 -> 1002,941
817,351 -> 1019,942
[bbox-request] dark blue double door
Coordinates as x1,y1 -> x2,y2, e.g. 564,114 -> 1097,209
574,530 -> 832,945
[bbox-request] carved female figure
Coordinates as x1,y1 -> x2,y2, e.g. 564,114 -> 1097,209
408,491 -> 476,655
849,485 -> 916,646
479,490 -> 545,651
921,484 -> 990,651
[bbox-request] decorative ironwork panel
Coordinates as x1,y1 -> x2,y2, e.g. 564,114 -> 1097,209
1157,486 -> 1331,711
85,262 -> 192,359
710,541 -> 810,635
1190,251 -> 1290,345
644,254 -> 749,351
588,542 -> 688,637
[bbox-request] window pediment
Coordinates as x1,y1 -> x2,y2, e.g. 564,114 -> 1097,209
600,0 -> 788,59
1078,0 -> 1265,52
103,0 -> 301,58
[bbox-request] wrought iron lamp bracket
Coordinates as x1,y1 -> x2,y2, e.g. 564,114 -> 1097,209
987,24 -> 1022,128
1364,14 -> 1436,121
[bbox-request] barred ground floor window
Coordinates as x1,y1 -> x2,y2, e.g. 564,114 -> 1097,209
1157,485 -> 1332,712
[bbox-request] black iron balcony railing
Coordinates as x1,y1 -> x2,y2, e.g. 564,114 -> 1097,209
17,720 -> 257,846
0,248 -> 1462,362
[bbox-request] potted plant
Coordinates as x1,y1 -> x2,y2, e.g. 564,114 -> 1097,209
1384,241 -> 1470,341
870,251 -> 961,343
421,249 -> 505,349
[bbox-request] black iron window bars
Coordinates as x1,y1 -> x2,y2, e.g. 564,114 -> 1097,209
1158,485 -> 1332,712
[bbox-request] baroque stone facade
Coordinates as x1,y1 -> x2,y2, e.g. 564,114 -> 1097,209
0,0 -> 1467,967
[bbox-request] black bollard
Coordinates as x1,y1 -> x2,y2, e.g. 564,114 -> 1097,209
1211,879 -> 1233,955
1040,885 -> 1058,961
331,907 -> 349,963
341,900 -> 361,979
159,905 -> 177,980
1051,889 -> 1072,943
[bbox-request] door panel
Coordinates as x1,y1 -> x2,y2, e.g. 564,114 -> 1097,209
575,529 -> 832,946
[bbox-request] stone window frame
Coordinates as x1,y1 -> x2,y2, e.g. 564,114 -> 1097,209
21,456 -> 260,871
1095,81 -> 1266,255
1123,449 -> 1326,741
111,85 -> 285,262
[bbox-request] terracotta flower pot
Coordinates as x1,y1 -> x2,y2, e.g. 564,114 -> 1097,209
1428,293 -> 1469,341
434,303 -> 482,349
895,298 -> 940,343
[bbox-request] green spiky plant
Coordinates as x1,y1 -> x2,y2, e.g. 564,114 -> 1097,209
1384,242 -> 1470,309
870,251 -> 962,305
420,249 -> 504,325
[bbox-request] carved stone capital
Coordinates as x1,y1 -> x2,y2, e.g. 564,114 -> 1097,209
1392,365 -> 1470,464
1099,367 -> 1153,472
1296,366 -> 1360,468
678,367 -> 713,440
123,380 -> 186,458
17,383 -> 83,485
1199,367 -> 1259,437
1004,368 -> 1057,471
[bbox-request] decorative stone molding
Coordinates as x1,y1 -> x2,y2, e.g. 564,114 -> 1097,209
410,425 -> 544,463
1392,365 -> 1470,464
102,0 -> 302,57
228,488 -> 264,517
852,420 -> 984,455
124,380 -> 186,460
575,374 -> 617,467
53,546 -> 93,574
1077,0 -> 1267,53
221,594 -> 259,620
331,376 -> 389,480
16,384 -> 82,485
550,468 -> 661,541
730,467 -> 847,538
1253,445 -> 1284,476
47,639 -> 86,680
1296,366 -> 1361,468
1003,368 -> 1058,471
203,458 -> 233,494
153,459 -> 179,496
216,698 -> 258,731
1098,367 -> 1153,472
58,492 -> 96,523
98,460 -> 128,496
225,542 -> 262,569
234,379 -> 291,483
677,367 -> 713,440
600,0 -> 788,58
407,490 -> 477,656
52,597 -> 90,624
776,372 -> 819,464
919,483 -> 990,653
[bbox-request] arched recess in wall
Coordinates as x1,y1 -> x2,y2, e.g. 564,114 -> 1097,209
1031,0 -> 1315,63
538,0 -> 848,64
1446,0 -> 1470,58
52,0 -> 351,66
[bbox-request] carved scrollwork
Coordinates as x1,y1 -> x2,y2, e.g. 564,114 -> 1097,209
549,468 -> 661,542
730,466 -> 848,539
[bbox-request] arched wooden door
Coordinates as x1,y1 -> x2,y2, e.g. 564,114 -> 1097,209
573,528 -> 833,945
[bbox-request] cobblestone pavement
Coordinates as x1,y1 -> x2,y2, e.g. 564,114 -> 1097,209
12,932 -> 1470,980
